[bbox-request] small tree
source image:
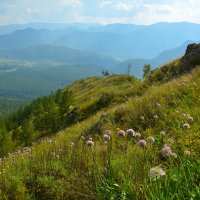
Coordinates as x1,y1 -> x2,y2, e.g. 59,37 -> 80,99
143,64 -> 151,79
127,63 -> 132,77
102,70 -> 110,77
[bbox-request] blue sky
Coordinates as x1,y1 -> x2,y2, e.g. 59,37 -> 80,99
0,0 -> 200,25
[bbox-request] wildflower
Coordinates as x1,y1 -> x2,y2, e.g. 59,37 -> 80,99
183,123 -> 190,129
140,116 -> 145,120
184,150 -> 191,156
118,130 -> 125,137
104,141 -> 108,145
147,136 -> 155,143
187,116 -> 193,122
161,145 -> 173,158
126,129 -> 135,136
182,113 -> 186,117
105,130 -> 112,135
80,136 -> 85,140
153,115 -> 158,119
160,131 -> 165,136
134,133 -> 141,138
157,103 -> 161,107
149,167 -> 165,179
86,140 -> 94,146
69,142 -> 74,146
103,134 -> 110,141
138,140 -> 146,148
171,153 -> 177,158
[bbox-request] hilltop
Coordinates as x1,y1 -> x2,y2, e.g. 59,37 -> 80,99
0,44 -> 199,199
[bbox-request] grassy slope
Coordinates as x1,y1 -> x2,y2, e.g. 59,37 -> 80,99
0,66 -> 199,199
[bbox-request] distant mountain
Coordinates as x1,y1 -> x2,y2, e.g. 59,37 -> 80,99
0,22 -> 100,35
117,40 -> 196,77
0,28 -> 67,49
54,22 -> 200,58
0,45 -> 120,66
0,22 -> 200,59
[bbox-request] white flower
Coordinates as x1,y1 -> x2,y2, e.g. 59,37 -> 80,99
187,116 -> 193,122
147,136 -> 155,143
149,167 -> 165,179
183,124 -> 190,129
171,153 -> 177,158
86,140 -> 94,146
153,115 -> 158,119
184,150 -> 191,156
160,131 -> 165,136
140,116 -> 145,120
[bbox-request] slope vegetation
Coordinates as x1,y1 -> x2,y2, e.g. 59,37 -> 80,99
0,44 -> 199,199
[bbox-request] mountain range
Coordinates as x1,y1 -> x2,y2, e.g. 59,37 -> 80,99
0,22 -> 199,99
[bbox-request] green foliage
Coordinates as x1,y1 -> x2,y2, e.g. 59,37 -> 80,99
102,70 -> 110,77
143,64 -> 151,79
0,97 -> 27,118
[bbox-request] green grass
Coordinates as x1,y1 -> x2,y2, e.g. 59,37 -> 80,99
0,64 -> 199,199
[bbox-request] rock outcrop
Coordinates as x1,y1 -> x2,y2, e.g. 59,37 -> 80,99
182,43 -> 200,72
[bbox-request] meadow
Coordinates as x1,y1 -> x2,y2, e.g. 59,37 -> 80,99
0,64 -> 199,199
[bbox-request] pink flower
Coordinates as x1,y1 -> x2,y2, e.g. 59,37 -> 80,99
161,145 -> 173,158
86,140 -> 94,146
147,136 -> 155,143
103,134 -> 110,141
126,129 -> 135,136
118,130 -> 125,137
138,140 -> 147,148
134,133 -> 141,138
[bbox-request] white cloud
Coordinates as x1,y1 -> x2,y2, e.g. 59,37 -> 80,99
1,0 -> 200,25
100,1 -> 112,8
115,2 -> 134,11
59,0 -> 82,7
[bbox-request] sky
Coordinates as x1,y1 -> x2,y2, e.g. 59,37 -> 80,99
0,0 -> 200,25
